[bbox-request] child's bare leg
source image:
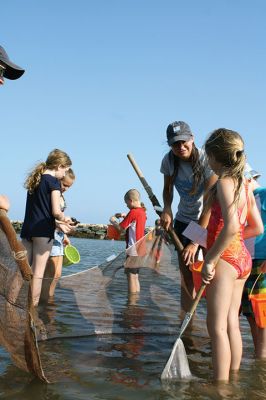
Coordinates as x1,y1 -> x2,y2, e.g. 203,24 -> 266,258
255,326 -> 266,358
247,315 -> 266,358
40,255 -> 63,302
227,277 -> 246,371
31,237 -> 53,306
247,316 -> 258,350
127,272 -> 140,294
206,260 -> 237,381
21,238 -> 33,265
48,255 -> 63,297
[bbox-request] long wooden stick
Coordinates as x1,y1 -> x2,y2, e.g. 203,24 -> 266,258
127,153 -> 184,253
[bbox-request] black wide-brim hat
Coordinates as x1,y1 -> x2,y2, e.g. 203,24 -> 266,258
0,45 -> 25,80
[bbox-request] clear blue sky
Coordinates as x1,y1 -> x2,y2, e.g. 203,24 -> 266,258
2,0 -> 266,225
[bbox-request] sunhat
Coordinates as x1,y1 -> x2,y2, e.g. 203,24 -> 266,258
0,45 -> 25,80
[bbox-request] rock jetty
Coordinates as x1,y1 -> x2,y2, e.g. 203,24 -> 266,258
11,221 -> 153,240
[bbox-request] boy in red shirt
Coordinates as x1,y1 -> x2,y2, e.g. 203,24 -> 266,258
109,189 -> 147,294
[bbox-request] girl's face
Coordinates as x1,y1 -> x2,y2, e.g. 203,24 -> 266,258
55,165 -> 70,180
171,139 -> 194,161
61,176 -> 74,193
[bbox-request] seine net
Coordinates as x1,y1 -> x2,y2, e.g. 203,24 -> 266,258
0,214 -> 192,383
0,210 -> 47,381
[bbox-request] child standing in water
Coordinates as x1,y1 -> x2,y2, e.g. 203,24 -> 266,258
109,189 -> 147,294
201,129 -> 263,381
242,169 -> 266,358
21,149 -> 72,306
40,168 -> 76,302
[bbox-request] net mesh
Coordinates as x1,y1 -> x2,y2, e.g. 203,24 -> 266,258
0,210 -> 47,382
0,214 -> 188,382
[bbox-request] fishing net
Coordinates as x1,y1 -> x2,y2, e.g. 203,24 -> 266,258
0,214 -> 193,383
0,210 -> 47,381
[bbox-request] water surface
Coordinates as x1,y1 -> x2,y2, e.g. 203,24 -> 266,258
1,238 -> 266,400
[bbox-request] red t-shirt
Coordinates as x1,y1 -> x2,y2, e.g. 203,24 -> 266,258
119,207 -> 146,249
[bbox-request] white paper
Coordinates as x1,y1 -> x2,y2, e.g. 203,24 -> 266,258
182,221 -> 207,248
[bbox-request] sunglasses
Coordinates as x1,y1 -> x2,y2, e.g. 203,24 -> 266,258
0,64 -> 6,78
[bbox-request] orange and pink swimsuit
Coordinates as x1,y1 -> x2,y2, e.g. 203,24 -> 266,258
207,188 -> 251,279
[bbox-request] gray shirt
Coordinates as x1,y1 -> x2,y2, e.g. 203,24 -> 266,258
160,148 -> 214,223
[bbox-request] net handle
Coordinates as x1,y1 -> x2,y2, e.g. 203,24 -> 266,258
0,209 -> 32,281
249,272 -> 263,298
127,153 -> 184,254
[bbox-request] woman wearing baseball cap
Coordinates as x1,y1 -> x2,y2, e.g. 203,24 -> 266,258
160,121 -> 217,311
0,45 -> 25,209
0,44 -> 25,85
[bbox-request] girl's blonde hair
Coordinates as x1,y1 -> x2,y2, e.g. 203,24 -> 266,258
204,128 -> 246,210
124,189 -> 146,210
65,168 -> 75,181
24,149 -> 72,193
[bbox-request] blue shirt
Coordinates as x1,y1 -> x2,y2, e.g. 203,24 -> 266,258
253,187 -> 266,259
160,148 -> 214,223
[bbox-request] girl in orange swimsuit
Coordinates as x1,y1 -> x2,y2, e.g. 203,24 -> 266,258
207,183 -> 251,279
201,128 -> 263,382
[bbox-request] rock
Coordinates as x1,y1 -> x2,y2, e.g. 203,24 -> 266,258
11,221 -> 153,241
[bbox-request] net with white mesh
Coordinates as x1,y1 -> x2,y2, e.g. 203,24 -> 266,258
0,214 -> 192,383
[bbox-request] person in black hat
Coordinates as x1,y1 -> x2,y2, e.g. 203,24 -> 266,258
160,121 -> 217,311
0,44 -> 25,85
0,45 -> 25,209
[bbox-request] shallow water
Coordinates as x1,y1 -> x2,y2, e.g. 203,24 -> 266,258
1,238 -> 266,399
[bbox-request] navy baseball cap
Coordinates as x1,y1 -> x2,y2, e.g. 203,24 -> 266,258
0,45 -> 25,80
166,121 -> 193,146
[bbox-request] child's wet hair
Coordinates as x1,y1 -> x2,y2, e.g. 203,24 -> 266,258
205,128 -> 245,170
24,149 -> 72,193
65,168 -> 75,180
45,149 -> 72,170
204,128 -> 246,208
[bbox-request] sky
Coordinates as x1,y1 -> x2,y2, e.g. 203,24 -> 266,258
1,0 -> 266,226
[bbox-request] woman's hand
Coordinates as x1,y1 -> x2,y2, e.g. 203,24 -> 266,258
201,261 -> 215,284
182,242 -> 199,265
160,210 -> 173,231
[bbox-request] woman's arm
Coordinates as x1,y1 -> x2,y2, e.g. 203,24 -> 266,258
182,174 -> 217,265
200,174 -> 218,228
160,175 -> 174,231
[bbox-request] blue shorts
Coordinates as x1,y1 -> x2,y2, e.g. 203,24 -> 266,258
50,230 -> 64,257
